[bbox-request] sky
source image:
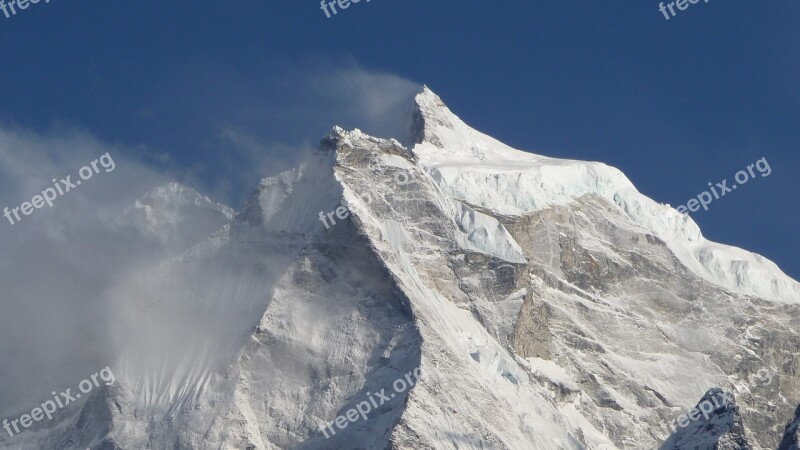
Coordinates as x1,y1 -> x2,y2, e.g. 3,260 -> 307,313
0,3 -> 797,286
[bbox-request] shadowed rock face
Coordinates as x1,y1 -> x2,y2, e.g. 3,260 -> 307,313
659,389 -> 750,450
779,405 -> 800,450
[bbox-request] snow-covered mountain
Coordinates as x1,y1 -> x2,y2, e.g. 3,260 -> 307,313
6,87 -> 799,450
121,182 -> 235,251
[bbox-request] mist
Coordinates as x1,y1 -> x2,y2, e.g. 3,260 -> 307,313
0,65 -> 420,419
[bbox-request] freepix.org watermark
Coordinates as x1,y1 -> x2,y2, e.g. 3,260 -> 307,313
320,0 -> 371,19
658,0 -> 710,21
3,152 -> 116,226
319,165 -> 416,230
319,366 -> 423,439
674,157 -> 770,215
2,367 -> 116,438
658,367 -> 772,436
0,0 -> 53,19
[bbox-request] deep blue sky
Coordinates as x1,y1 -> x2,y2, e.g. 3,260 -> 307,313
1,0 -> 798,280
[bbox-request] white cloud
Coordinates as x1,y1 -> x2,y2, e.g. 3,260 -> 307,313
0,127 -> 177,414
0,64 -> 421,417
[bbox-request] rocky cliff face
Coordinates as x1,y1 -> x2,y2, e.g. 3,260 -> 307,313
779,405 -> 800,450
659,389 -> 750,450
11,87 -> 800,450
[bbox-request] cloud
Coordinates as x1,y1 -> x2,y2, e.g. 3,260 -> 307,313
0,127 -> 182,415
149,61 -> 421,207
299,63 -> 422,140
0,63 -> 421,418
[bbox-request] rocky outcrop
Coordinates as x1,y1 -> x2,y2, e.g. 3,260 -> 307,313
779,404 -> 800,450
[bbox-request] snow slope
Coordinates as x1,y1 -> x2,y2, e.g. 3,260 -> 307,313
412,87 -> 800,304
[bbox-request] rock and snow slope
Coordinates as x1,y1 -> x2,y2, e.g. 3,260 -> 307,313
410,88 -> 800,304
6,87 -> 799,450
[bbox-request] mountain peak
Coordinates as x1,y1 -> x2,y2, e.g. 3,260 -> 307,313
134,182 -> 234,220
122,182 -> 234,250
34,88 -> 800,450
407,86 -> 462,148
